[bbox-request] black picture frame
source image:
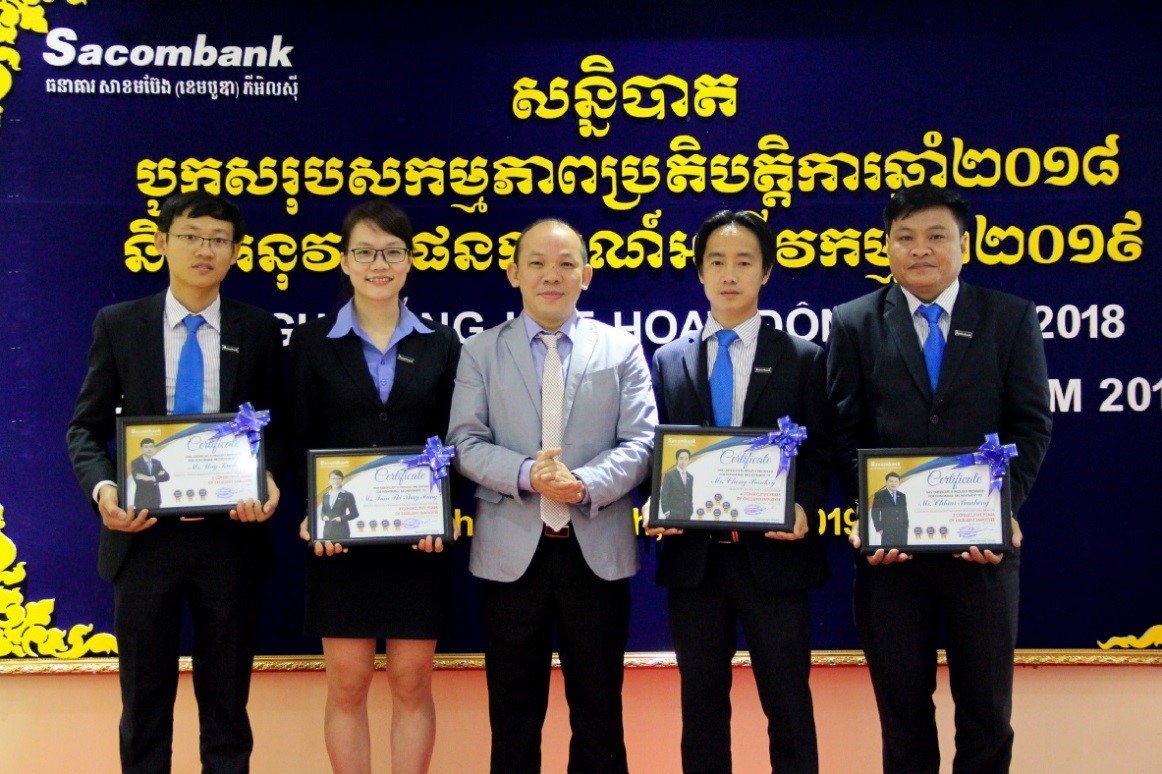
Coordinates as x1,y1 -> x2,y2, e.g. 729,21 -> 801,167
116,413 -> 267,517
649,424 -> 797,532
858,446 -> 1013,555
307,447 -> 454,545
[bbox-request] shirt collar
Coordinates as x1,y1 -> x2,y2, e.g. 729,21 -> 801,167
327,299 -> 433,343
165,288 -> 221,331
900,279 -> 960,319
521,310 -> 581,345
702,311 -> 762,345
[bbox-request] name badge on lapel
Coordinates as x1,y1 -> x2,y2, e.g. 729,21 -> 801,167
953,330 -> 973,339
753,366 -> 772,374
221,344 -> 240,353
397,354 -> 415,365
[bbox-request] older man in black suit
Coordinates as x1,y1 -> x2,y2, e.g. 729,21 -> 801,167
826,184 -> 1052,772
869,472 -> 909,548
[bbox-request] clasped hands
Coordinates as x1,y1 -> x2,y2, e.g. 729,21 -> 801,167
531,447 -> 585,505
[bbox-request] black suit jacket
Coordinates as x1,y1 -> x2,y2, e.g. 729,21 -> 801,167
658,467 -> 695,521
129,455 -> 170,510
870,488 -> 909,545
286,312 -> 461,485
66,292 -> 284,581
321,489 -> 359,520
650,319 -> 831,591
319,489 -> 359,540
826,282 -> 1052,515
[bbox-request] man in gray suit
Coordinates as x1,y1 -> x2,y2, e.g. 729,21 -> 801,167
448,218 -> 657,774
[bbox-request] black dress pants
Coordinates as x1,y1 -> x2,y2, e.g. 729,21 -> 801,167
855,553 -> 1020,774
113,521 -> 262,774
668,543 -> 818,774
481,530 -> 631,774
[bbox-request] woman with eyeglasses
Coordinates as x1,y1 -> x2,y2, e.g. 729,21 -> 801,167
288,199 -> 460,773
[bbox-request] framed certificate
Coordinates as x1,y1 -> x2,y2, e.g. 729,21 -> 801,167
858,447 -> 1013,554
307,447 -> 454,545
649,425 -> 797,532
116,413 -> 267,517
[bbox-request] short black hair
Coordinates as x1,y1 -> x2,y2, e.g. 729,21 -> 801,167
676,448 -> 692,460
157,191 -> 247,242
883,183 -> 971,236
692,210 -> 776,275
885,472 -> 901,481
340,199 -> 414,253
512,218 -> 588,265
329,470 -> 345,479
141,438 -> 156,446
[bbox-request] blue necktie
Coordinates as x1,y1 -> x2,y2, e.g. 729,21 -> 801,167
710,329 -> 739,426
174,314 -> 205,414
918,304 -> 945,394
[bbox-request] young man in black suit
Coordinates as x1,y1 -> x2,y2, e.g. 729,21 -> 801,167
129,438 -> 170,511
647,210 -> 830,773
657,448 -> 694,522
67,191 -> 283,773
826,184 -> 1052,772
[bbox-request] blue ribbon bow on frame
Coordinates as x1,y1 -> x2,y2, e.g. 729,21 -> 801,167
404,436 -> 457,489
747,415 -> 808,475
210,402 -> 269,456
956,433 -> 1018,494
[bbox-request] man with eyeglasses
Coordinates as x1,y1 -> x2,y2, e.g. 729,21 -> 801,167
67,190 -> 284,772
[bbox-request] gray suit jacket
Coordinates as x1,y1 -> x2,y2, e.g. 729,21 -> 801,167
448,315 -> 657,582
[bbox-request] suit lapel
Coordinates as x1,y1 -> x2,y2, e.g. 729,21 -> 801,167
937,283 -> 979,399
331,331 -> 384,408
384,333 -> 425,411
562,319 -> 596,430
501,320 -> 541,421
141,294 -> 168,415
742,323 -> 788,426
680,334 -> 714,422
884,285 -> 933,400
218,298 -> 241,410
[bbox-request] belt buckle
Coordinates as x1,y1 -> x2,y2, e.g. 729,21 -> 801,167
544,523 -> 571,539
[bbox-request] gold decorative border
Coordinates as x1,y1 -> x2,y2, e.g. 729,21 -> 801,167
0,1 -> 86,121
1,503 -> 118,660
4,648 -> 1159,675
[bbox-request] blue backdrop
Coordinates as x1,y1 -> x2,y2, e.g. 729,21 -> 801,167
1,1 -> 1158,661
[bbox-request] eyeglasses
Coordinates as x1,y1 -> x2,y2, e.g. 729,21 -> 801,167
168,233 -> 236,252
348,247 -> 411,264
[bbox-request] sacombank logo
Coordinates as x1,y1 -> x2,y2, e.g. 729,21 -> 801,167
43,28 -> 294,68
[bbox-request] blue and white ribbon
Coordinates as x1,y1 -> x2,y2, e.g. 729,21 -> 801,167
404,436 -> 457,489
956,433 -> 1018,495
747,415 -> 808,475
210,402 -> 269,456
